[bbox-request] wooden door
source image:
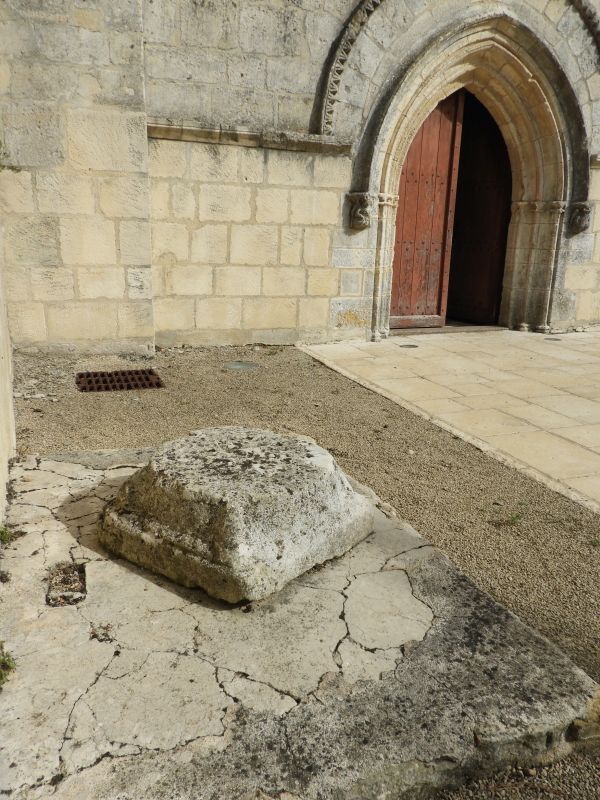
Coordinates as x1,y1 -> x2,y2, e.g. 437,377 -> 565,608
390,92 -> 464,328
446,92 -> 512,324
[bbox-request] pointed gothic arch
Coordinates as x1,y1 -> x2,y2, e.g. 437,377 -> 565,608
343,17 -> 591,338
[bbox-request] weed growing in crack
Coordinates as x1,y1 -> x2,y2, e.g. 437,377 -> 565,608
0,642 -> 16,688
0,526 -> 12,546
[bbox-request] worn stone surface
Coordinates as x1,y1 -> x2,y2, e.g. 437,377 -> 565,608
0,451 -> 598,799
100,428 -> 374,602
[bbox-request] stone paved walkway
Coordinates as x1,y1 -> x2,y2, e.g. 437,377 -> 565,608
301,330 -> 600,514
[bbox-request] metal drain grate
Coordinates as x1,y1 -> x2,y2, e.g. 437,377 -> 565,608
75,369 -> 164,393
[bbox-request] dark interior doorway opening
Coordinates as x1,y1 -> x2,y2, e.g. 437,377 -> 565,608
446,91 -> 513,325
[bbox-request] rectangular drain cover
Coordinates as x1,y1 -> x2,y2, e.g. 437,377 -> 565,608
75,369 -> 164,392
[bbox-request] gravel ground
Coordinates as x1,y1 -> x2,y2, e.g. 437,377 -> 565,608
10,344 -> 600,799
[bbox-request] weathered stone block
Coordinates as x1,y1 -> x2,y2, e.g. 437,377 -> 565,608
2,103 -> 65,168
291,190 -> 340,225
0,171 -> 34,213
215,266 -> 261,296
240,7 -> 306,57
263,268 -> 306,297
256,188 -> 289,223
150,181 -> 170,218
30,267 -> 75,301
152,222 -> 189,263
67,109 -> 146,172
100,428 -> 374,602
154,297 -> 195,331
280,226 -> 303,265
149,141 -> 187,178
228,55 -> 267,89
313,154 -> 353,189
299,297 -> 330,328
171,183 -> 195,219
33,22 -> 110,65
120,221 -> 151,266
198,186 -> 251,223
179,2 -> 238,49
267,151 -> 313,187
46,301 -> 118,340
340,268 -> 363,296
243,297 -> 296,329
239,148 -> 265,183
191,225 -> 228,264
117,301 -> 154,339
231,225 -> 278,265
304,227 -> 331,266
60,217 -> 116,265
37,173 -> 95,215
307,268 -> 339,296
7,302 -> 46,343
126,267 -> 153,300
196,297 -> 242,329
165,265 -> 213,296
5,216 -> 60,267
77,267 -> 125,299
189,144 -> 238,183
99,177 -> 149,218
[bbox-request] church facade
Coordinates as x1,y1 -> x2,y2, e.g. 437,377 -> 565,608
1,0 -> 600,355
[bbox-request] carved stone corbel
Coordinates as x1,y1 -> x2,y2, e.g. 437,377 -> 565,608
347,192 -> 374,229
568,201 -> 592,235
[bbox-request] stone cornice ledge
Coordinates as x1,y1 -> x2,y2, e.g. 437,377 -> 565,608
147,120 -> 352,155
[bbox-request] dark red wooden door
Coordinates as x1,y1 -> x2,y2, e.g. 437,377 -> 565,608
390,92 -> 464,328
446,92 -> 512,324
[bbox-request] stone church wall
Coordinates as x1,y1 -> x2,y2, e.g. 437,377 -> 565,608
0,0 -> 154,353
1,0 -> 600,351
149,136 -> 374,345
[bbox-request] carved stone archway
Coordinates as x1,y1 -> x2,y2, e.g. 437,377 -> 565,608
349,18 -> 591,339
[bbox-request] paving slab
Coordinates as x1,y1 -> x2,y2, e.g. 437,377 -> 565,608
300,330 -> 600,514
0,450 -> 598,799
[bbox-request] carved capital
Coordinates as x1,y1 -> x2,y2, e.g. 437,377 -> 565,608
347,192 -> 374,229
378,193 -> 399,208
568,201 -> 592,235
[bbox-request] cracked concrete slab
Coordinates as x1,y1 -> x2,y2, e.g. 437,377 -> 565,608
0,449 -> 598,799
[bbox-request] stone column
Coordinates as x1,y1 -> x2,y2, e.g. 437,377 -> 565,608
371,193 -> 399,341
501,200 -> 566,332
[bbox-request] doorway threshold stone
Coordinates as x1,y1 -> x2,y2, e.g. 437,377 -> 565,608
0,449 -> 597,800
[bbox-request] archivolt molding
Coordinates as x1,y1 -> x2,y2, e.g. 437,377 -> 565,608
571,0 -> 600,56
363,23 -> 578,338
318,0 -> 384,135
317,0 -> 600,136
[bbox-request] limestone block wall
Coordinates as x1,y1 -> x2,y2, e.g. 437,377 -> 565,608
143,0 -> 355,132
559,167 -> 600,328
0,0 -> 599,351
149,138 -> 369,345
0,0 -> 154,353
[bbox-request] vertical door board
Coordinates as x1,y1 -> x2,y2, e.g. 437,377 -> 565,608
390,92 -> 464,328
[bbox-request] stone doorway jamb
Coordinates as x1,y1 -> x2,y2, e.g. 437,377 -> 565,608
365,21 -> 573,340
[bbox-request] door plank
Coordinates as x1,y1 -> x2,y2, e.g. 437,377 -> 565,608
391,92 -> 464,329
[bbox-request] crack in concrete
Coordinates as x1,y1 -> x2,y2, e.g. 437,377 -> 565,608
1,463 -> 438,797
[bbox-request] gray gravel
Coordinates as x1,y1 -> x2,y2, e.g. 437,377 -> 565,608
10,344 -> 600,798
